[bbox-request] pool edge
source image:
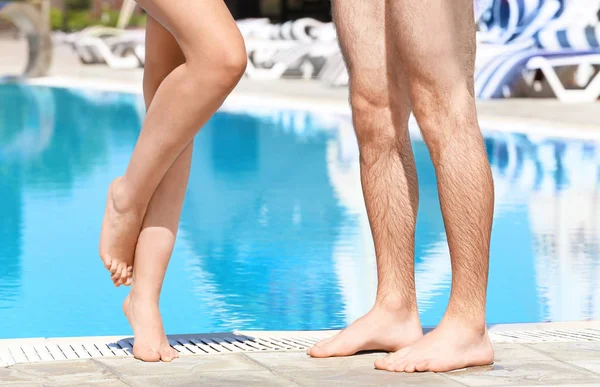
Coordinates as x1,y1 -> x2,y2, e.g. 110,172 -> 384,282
15,75 -> 600,141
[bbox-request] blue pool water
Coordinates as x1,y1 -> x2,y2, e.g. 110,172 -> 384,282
0,83 -> 599,339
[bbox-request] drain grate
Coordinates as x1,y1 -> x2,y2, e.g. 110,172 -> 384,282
490,328 -> 600,343
0,332 -> 328,367
2,327 -> 599,367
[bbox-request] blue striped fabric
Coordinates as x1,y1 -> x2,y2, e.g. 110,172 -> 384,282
478,0 -> 598,48
556,30 -> 570,48
476,0 -> 600,99
481,0 -> 547,42
475,49 -> 541,98
476,49 -> 599,99
537,25 -> 600,50
475,0 -> 495,21
586,26 -> 600,48
480,0 -> 568,43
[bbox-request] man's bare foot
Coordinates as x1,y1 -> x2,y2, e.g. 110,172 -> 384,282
99,177 -> 144,287
123,293 -> 179,362
307,305 -> 422,358
374,318 -> 494,373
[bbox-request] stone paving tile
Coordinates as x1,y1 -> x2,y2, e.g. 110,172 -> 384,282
244,345 -> 554,372
121,370 -> 296,387
493,344 -> 556,362
502,385 -> 600,387
246,351 -> 461,386
4,360 -> 116,384
0,384 -> 41,387
95,354 -> 264,377
569,360 -> 600,375
0,378 -> 127,387
243,351 -> 387,370
278,368 -> 461,386
0,366 -> 45,384
525,342 -> 600,362
43,379 -> 129,387
444,361 -> 600,386
523,343 -> 600,376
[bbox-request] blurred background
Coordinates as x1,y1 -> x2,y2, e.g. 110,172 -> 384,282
0,0 -> 599,101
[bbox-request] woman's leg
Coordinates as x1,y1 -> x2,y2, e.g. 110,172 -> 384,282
99,0 -> 247,285
121,15 -> 189,362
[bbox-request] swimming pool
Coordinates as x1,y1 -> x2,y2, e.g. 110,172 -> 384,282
0,83 -> 598,339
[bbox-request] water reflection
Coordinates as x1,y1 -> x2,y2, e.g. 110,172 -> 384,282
0,83 -> 599,338
528,139 -> 600,321
179,106 -> 600,327
0,84 -> 143,329
294,117 -> 600,325
181,112 -> 348,331
0,84 -> 55,308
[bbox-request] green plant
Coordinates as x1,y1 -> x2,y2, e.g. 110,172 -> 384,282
65,10 -> 94,31
64,0 -> 91,11
50,8 -> 63,31
49,7 -> 146,31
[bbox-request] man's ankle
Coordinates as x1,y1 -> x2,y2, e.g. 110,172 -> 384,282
374,296 -> 418,316
441,310 -> 487,335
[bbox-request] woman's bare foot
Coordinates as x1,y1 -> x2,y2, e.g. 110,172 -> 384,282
374,317 -> 494,373
123,293 -> 179,362
307,304 -> 423,358
99,177 -> 144,287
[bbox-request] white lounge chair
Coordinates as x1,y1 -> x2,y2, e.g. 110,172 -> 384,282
475,0 -> 494,23
536,0 -> 600,37
475,48 -> 542,98
517,0 -> 600,101
476,48 -> 600,101
308,22 -> 337,42
318,50 -> 348,87
291,18 -> 328,42
237,18 -> 271,39
511,0 -> 562,43
242,18 -> 340,80
318,0 -> 495,88
525,52 -> 600,102
536,25 -> 600,51
535,0 -> 600,50
69,26 -> 143,69
476,0 -> 600,100
246,41 -> 337,80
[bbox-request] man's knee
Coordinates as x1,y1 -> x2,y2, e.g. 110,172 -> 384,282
349,83 -> 395,150
408,73 -> 477,156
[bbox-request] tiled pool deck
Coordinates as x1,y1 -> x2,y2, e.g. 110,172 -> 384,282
2,322 -> 600,386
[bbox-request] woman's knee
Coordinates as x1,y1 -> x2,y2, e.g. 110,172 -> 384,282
216,40 -> 248,87
187,32 -> 247,91
141,0 -> 247,92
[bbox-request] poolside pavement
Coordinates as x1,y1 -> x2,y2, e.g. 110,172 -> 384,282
2,340 -> 600,386
2,322 -> 600,386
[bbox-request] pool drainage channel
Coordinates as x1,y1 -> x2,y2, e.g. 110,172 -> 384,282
1,328 -> 600,367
